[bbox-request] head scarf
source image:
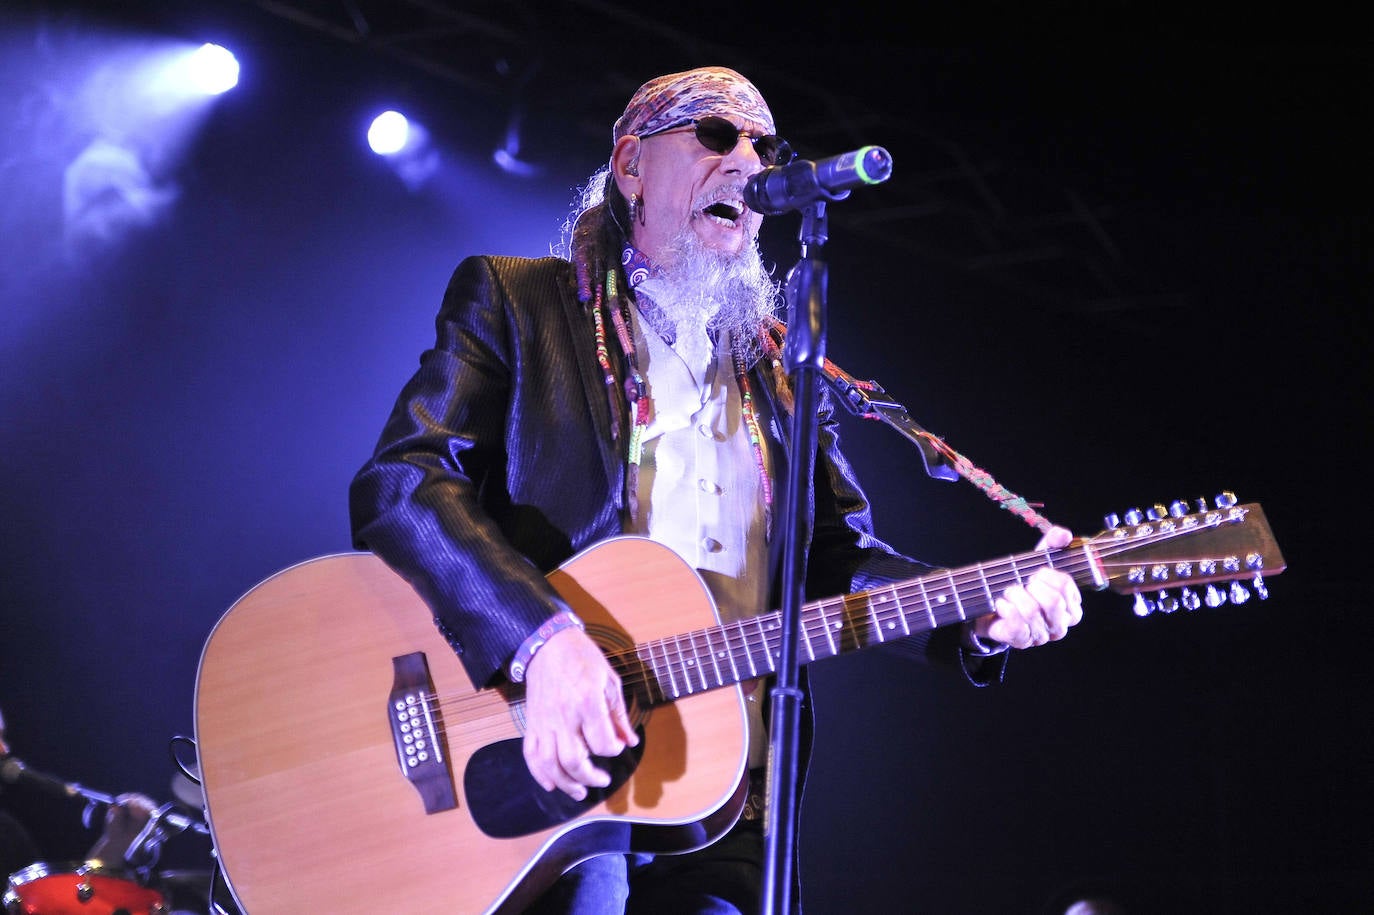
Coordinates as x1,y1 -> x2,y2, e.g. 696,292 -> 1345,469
612,67 -> 775,142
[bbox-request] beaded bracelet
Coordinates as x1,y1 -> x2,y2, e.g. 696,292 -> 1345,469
508,610 -> 586,683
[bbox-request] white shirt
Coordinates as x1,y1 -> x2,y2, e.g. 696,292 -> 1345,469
626,305 -> 772,768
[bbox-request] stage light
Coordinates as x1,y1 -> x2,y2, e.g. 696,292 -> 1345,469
187,43 -> 239,96
37,34 -> 243,262
492,107 -> 542,178
368,110 -> 411,156
367,110 -> 438,190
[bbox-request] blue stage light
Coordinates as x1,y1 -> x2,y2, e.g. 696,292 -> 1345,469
187,43 -> 239,96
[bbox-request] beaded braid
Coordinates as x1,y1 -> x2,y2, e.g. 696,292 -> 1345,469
573,196 -> 638,517
733,347 -> 775,534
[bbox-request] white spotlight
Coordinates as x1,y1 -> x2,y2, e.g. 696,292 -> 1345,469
187,43 -> 239,96
367,111 -> 437,190
368,110 -> 411,156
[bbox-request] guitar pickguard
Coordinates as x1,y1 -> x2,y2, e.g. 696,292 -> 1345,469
464,729 -> 647,838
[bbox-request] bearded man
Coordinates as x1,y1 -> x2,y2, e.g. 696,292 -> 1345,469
349,66 -> 1082,914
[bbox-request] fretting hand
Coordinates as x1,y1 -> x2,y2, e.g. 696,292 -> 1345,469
972,525 -> 1084,650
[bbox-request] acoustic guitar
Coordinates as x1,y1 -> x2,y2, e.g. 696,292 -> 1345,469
194,497 -> 1283,913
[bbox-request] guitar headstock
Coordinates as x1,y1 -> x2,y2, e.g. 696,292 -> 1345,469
1084,492 -> 1286,617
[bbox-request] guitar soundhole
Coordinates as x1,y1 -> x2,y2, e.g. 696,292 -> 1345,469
588,622 -> 655,728
464,728 -> 646,839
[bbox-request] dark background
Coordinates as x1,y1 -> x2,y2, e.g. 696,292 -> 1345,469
2,2 -> 1369,912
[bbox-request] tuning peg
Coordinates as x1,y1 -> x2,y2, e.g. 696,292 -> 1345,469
1204,584 -> 1227,608
1194,497 -> 1209,512
1146,504 -> 1169,521
1181,587 -> 1202,611
1215,491 -> 1238,509
1156,590 -> 1179,613
1228,581 -> 1251,604
1132,593 -> 1154,617
1169,500 -> 1189,518
1253,574 -> 1269,600
1123,507 -> 1144,526
1103,512 -> 1121,530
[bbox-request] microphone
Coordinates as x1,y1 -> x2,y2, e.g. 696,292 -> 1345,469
0,754 -> 79,798
744,146 -> 893,215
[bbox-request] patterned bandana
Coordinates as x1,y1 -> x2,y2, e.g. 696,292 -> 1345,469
612,67 -> 775,141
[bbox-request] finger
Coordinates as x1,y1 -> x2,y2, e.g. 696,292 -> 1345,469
993,588 -> 1046,649
526,730 -> 596,801
557,732 -> 610,796
578,682 -> 629,759
1062,575 -> 1085,626
1035,524 -> 1073,551
1026,575 -> 1069,639
1029,569 -> 1084,638
605,680 -> 640,747
523,731 -> 558,794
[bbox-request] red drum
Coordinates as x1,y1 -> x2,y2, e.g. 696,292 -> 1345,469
4,861 -> 166,915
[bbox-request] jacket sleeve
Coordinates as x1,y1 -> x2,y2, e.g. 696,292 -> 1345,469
348,255 -> 591,690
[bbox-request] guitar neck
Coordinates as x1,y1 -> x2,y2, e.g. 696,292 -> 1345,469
619,549 -> 1074,706
616,501 -> 1281,707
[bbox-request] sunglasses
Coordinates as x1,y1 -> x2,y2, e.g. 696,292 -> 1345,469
643,116 -> 794,167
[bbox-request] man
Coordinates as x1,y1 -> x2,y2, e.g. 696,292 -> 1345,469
0,706 -> 41,882
349,66 -> 1082,913
1,706 -> 170,899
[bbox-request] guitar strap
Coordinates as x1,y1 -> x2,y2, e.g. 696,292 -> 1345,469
765,317 -> 1057,534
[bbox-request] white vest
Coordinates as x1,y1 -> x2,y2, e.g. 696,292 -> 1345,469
626,309 -> 772,768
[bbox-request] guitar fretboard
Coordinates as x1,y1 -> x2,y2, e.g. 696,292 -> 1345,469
614,501 -> 1270,707
621,547 -> 1086,706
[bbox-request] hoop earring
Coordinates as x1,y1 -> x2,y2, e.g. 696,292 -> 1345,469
629,193 -> 645,226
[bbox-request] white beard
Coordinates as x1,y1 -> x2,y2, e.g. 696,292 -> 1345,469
635,228 -> 780,365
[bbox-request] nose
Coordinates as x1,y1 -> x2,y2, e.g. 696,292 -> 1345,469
720,134 -> 764,176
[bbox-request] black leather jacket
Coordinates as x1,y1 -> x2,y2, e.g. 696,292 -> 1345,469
349,254 -> 991,691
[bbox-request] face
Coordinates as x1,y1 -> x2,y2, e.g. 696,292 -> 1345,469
615,114 -> 772,263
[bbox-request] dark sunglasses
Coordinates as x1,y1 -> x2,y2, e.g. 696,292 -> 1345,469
643,116 -> 794,167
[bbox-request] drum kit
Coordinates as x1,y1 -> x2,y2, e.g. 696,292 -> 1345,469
6,860 -> 172,915
1,754 -> 233,915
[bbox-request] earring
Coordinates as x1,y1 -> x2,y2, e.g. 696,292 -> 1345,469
629,193 -> 645,226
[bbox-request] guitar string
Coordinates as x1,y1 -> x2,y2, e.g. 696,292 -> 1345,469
595,513 -> 1251,700
426,511 -> 1252,716
435,572 -> 1246,719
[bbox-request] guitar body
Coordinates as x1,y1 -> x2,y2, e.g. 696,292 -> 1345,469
194,537 -> 749,914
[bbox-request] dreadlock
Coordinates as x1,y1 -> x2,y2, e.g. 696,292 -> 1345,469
557,167 -> 632,305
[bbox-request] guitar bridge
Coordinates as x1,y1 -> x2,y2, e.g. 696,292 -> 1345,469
389,652 -> 458,814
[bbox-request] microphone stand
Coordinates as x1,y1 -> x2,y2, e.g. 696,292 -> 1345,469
761,200 -> 830,915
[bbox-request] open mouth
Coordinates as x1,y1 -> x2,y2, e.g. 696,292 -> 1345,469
702,199 -> 745,225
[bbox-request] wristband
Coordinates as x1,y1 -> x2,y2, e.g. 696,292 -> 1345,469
508,610 -> 585,683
